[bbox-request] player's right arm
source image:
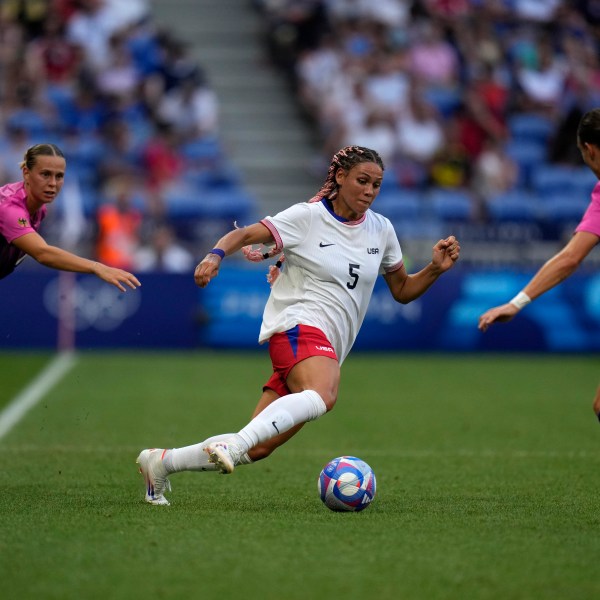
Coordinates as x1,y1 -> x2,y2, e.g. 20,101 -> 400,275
194,222 -> 274,288
478,231 -> 599,331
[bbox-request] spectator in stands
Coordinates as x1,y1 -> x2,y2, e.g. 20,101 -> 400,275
391,87 -> 445,188
408,19 -> 460,91
65,0 -> 124,72
516,36 -> 567,117
156,73 -> 219,143
0,142 -> 140,290
1,0 -> 49,40
3,75 -> 54,139
472,137 -> 519,200
363,52 -> 411,117
0,125 -> 32,182
95,32 -> 141,100
512,0 -> 563,23
421,0 -> 471,22
395,87 -> 445,165
341,109 -> 397,165
95,175 -> 142,270
429,115 -> 470,188
455,76 -> 509,160
141,120 -> 184,192
260,0 -> 329,71
66,0 -> 149,72
134,222 -> 193,273
57,79 -> 104,134
24,13 -> 82,90
97,118 -> 143,180
319,77 -> 371,160
150,34 -> 203,96
295,34 -> 343,123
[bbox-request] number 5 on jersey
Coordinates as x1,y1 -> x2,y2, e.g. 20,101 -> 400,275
347,263 -> 360,290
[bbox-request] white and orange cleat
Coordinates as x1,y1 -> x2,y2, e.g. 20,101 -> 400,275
136,448 -> 171,505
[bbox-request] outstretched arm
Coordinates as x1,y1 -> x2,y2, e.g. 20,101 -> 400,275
194,222 -> 274,288
12,232 -> 140,291
384,236 -> 460,303
478,231 -> 599,332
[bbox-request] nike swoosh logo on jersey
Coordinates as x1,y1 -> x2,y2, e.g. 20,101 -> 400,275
319,242 -> 335,247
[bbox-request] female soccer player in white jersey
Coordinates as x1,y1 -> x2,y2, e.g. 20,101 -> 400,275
137,145 -> 461,505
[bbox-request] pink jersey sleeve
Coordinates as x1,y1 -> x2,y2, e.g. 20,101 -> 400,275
0,201 -> 39,243
575,181 -> 600,238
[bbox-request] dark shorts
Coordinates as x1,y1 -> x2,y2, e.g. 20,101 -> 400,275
263,324 -> 338,397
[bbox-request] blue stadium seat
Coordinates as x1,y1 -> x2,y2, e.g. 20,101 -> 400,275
182,161 -> 243,191
539,193 -> 590,224
391,217 -> 445,241
166,184 -> 256,222
485,190 -> 540,222
6,110 -> 50,137
180,137 -> 223,162
423,86 -> 461,118
375,190 -> 424,221
504,139 -> 547,188
531,164 -> 590,196
427,188 -> 474,221
573,166 -> 598,197
508,113 -> 554,144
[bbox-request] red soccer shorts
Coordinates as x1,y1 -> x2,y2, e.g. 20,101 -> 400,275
264,324 -> 338,397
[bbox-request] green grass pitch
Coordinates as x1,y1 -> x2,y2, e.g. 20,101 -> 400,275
1,350 -> 599,600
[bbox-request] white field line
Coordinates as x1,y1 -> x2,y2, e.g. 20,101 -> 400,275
0,352 -> 77,441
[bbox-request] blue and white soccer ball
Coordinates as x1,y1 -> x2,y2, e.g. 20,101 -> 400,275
318,456 -> 376,512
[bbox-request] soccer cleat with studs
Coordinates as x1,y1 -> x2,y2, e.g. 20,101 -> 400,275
136,448 -> 171,505
205,440 -> 243,474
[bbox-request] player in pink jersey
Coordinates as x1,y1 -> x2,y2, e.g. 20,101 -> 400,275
0,143 -> 140,291
479,108 -> 600,417
137,145 -> 460,505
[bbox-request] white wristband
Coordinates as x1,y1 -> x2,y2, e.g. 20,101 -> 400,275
509,291 -> 531,310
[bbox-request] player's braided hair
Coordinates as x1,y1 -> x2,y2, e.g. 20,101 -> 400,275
20,143 -> 64,170
308,145 -> 384,203
243,145 -> 384,283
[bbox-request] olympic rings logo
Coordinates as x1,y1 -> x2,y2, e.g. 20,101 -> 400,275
43,276 -> 141,332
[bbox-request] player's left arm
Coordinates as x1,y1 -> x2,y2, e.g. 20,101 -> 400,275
521,231 -> 598,300
384,236 -> 460,304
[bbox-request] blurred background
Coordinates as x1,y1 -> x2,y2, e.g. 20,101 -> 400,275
1,0 -> 600,353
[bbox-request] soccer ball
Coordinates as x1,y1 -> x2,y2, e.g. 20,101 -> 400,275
318,456 -> 376,512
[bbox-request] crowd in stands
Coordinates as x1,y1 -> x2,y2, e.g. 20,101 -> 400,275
255,0 -> 600,254
5,0 -> 600,273
0,0 -> 254,273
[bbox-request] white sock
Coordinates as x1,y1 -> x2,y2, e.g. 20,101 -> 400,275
235,390 -> 327,452
163,433 -> 253,473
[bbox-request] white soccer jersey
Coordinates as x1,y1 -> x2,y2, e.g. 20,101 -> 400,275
259,199 -> 404,364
